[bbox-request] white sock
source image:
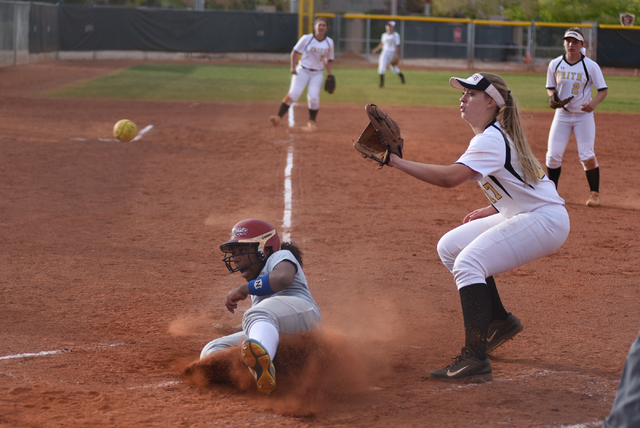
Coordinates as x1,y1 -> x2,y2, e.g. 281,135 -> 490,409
248,321 -> 279,359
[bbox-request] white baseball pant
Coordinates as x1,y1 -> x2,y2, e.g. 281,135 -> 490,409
546,110 -> 598,170
378,51 -> 401,75
437,204 -> 570,289
286,65 -> 324,110
200,295 -> 321,359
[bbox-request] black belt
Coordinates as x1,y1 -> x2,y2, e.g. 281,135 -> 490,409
301,65 -> 322,72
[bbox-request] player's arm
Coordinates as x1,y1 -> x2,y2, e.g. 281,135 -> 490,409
547,88 -> 557,97
290,49 -> 300,74
581,88 -> 608,112
463,205 -> 498,223
225,261 -> 297,313
371,42 -> 383,54
388,155 -> 477,188
325,59 -> 333,75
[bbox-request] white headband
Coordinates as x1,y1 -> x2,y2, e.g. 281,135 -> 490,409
449,73 -> 506,108
563,30 -> 584,42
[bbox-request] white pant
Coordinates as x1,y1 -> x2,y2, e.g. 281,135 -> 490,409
378,50 -> 401,75
287,65 -> 324,110
437,204 -> 570,289
200,295 -> 321,359
546,110 -> 597,170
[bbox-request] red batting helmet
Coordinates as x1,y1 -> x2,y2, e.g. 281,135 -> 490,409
220,219 -> 281,273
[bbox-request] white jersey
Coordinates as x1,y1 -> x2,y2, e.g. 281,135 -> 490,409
381,32 -> 401,53
252,249 -> 318,308
456,121 -> 565,219
546,55 -> 607,114
293,33 -> 334,71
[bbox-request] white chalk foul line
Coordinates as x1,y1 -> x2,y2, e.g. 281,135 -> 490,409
132,124 -> 153,141
0,350 -> 65,360
70,124 -> 153,142
282,146 -> 294,242
0,343 -> 126,361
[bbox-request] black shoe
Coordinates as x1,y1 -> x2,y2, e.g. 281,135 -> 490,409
399,73 -> 405,84
430,347 -> 493,381
486,313 -> 524,354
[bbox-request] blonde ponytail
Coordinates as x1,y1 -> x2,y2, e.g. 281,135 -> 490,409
481,72 -> 542,186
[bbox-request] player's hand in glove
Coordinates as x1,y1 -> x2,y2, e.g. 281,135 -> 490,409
353,104 -> 404,168
549,93 -> 574,110
324,74 -> 336,94
390,55 -> 400,66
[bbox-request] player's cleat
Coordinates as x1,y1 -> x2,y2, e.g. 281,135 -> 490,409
430,347 -> 493,381
306,120 -> 317,131
399,73 -> 406,84
270,115 -> 281,127
241,339 -> 276,394
586,191 -> 601,207
486,313 -> 524,354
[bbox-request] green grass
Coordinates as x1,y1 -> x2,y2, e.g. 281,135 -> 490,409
50,63 -> 640,114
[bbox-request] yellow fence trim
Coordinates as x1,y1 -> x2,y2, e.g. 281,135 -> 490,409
534,22 -> 592,28
599,24 -> 640,30
473,20 -> 531,27
315,13 -> 335,18
342,14 -> 470,23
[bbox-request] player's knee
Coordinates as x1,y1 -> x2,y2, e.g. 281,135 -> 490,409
546,154 -> 563,169
582,156 -> 598,170
436,239 -> 456,271
283,95 -> 295,104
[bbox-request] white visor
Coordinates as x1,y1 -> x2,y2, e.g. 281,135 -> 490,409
563,30 -> 584,42
449,73 -> 506,108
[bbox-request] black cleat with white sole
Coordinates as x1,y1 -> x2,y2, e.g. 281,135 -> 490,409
430,347 -> 493,381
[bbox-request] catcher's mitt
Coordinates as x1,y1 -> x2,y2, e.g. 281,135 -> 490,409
353,104 -> 403,168
390,54 -> 399,66
549,93 -> 574,110
324,74 -> 336,94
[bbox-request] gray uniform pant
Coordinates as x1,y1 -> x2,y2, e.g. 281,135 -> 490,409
200,295 -> 321,360
604,329 -> 640,428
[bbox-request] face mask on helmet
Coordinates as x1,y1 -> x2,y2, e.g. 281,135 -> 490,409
220,219 -> 281,274
221,243 -> 264,274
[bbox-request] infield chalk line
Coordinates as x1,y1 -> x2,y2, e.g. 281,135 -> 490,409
0,350 -> 65,361
132,124 -> 153,141
0,343 -> 126,362
287,103 -> 296,128
282,145 -> 294,242
70,124 -> 153,143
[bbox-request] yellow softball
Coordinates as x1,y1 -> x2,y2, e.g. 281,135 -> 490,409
113,119 -> 138,142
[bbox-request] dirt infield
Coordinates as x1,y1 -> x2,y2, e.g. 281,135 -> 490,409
1,60 -> 639,427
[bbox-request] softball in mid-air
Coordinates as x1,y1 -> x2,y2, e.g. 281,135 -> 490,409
113,119 -> 137,142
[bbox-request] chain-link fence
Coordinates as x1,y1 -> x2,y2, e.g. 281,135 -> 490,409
1,2 -> 639,68
0,1 -> 29,67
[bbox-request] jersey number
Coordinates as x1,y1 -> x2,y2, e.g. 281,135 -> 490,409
572,83 -> 579,95
482,183 -> 502,203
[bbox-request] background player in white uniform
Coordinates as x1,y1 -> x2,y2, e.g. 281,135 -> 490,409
546,27 -> 608,207
371,21 -> 405,88
200,219 -> 321,394
270,18 -> 334,130
388,72 -> 570,381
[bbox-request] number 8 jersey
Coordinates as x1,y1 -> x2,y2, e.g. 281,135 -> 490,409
546,54 -> 608,114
